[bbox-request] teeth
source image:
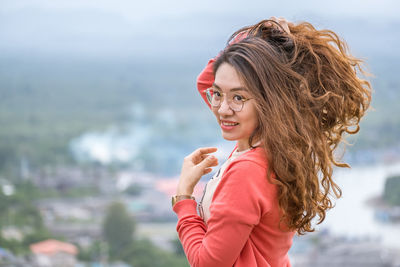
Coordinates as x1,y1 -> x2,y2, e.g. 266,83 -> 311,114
222,122 -> 238,126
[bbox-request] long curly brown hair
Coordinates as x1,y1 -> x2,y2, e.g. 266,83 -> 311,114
213,20 -> 372,235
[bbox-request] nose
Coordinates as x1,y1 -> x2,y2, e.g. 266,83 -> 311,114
218,98 -> 233,116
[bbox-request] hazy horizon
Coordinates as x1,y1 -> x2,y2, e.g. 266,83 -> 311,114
1,0 -> 399,61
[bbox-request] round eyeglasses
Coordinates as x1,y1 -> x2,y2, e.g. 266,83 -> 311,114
205,88 -> 252,112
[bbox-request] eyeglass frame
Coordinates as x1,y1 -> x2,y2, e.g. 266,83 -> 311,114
205,87 -> 253,112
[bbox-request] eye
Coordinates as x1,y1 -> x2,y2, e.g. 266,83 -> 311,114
213,90 -> 222,97
233,94 -> 244,101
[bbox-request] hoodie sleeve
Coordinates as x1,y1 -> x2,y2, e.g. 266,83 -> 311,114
196,32 -> 248,109
173,160 -> 272,267
196,57 -> 216,109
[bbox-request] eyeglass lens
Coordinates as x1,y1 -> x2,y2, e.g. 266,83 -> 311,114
206,89 -> 243,112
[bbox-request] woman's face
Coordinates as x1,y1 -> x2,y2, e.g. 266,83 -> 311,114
212,63 -> 259,152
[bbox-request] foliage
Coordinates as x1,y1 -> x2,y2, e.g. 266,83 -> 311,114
102,201 -> 136,260
383,175 -> 400,206
21,228 -> 54,249
120,238 -> 189,267
0,181 -> 42,228
0,181 -> 54,255
0,234 -> 26,255
171,236 -> 186,256
101,201 -> 189,266
77,240 -> 108,263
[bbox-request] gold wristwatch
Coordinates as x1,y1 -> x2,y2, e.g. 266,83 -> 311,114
172,195 -> 195,207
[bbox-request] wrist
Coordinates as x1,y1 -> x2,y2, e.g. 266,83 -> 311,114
176,188 -> 193,196
176,182 -> 193,196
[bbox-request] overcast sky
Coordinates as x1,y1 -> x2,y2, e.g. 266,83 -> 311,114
1,0 -> 399,20
0,0 -> 398,60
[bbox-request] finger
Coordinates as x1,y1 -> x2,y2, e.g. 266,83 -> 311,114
269,17 -> 278,27
190,147 -> 218,159
198,155 -> 219,170
203,168 -> 212,175
193,148 -> 217,164
269,16 -> 291,34
277,17 -> 291,34
264,18 -> 273,27
200,154 -> 215,161
198,147 -> 218,154
281,24 -> 290,34
194,154 -> 212,165
277,17 -> 287,25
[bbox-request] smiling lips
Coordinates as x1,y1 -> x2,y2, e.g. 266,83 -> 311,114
220,120 -> 239,130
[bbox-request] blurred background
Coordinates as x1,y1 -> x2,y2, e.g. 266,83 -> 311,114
1,0 -> 399,266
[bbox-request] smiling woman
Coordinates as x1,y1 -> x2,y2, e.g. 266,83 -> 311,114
172,17 -> 372,267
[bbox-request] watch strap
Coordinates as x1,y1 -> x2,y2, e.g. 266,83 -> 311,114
172,195 -> 195,207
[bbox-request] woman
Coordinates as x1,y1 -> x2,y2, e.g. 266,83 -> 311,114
172,18 -> 372,267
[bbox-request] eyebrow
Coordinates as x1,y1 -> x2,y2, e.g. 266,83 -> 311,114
212,83 -> 246,92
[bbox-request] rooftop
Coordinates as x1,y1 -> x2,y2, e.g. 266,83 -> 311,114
30,239 -> 78,256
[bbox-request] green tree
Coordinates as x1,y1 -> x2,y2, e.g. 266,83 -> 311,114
171,236 -> 185,256
0,181 -> 54,255
383,175 -> 400,206
120,238 -> 189,267
22,227 -> 53,249
102,201 -> 135,260
77,240 -> 108,263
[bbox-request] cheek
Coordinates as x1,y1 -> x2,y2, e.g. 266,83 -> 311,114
245,117 -> 259,134
243,106 -> 258,127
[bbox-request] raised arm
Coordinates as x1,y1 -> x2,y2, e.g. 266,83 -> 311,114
196,31 -> 249,109
196,57 -> 215,109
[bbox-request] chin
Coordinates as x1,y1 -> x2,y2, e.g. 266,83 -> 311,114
221,132 -> 238,141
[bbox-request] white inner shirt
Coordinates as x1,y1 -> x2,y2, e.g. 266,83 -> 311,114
197,144 -> 259,224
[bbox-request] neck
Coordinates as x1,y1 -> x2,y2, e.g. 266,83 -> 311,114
237,139 -> 261,152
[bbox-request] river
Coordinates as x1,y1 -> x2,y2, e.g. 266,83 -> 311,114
319,161 -> 400,249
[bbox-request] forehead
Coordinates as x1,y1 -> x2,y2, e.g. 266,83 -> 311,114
214,63 -> 245,92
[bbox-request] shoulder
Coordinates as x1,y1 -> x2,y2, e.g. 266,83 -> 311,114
227,146 -> 270,176
217,147 -> 277,208
210,150 -> 277,218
